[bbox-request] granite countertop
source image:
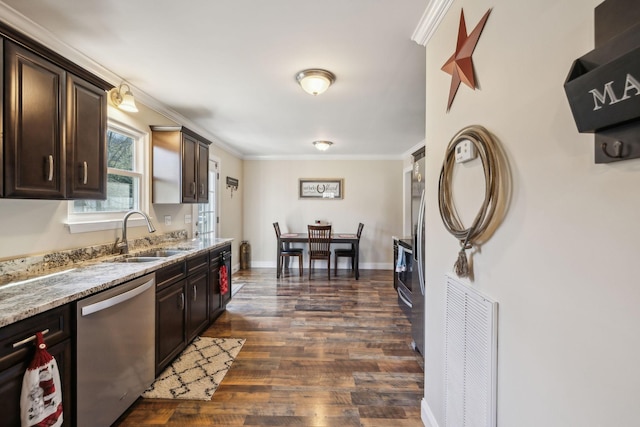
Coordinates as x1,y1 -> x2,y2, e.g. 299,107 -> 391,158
0,235 -> 232,328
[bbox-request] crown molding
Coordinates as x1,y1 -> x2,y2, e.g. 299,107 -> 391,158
411,0 -> 454,46
243,154 -> 405,161
0,2 -> 243,159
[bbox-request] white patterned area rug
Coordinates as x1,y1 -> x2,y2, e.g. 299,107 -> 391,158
142,337 -> 245,400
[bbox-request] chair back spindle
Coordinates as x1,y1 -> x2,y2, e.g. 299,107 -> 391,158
307,224 -> 332,279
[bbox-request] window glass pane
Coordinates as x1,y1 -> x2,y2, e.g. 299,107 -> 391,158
197,161 -> 217,238
72,174 -> 139,213
107,130 -> 134,171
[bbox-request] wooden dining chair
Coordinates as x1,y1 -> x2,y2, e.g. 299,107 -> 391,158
273,222 -> 303,277
307,224 -> 332,280
334,223 -> 364,277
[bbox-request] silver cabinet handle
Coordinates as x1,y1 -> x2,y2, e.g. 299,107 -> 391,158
190,182 -> 196,196
12,328 -> 50,348
179,292 -> 185,310
81,278 -> 154,316
47,155 -> 54,181
192,284 -> 197,302
83,161 -> 88,185
200,183 -> 205,195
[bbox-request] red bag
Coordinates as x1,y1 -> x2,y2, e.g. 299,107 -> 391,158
219,264 -> 229,295
20,332 -> 63,427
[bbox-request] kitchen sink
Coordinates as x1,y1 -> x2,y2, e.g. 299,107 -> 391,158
136,249 -> 188,258
105,248 -> 189,263
113,256 -> 163,263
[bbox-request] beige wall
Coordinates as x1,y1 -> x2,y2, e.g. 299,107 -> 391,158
213,146 -> 244,268
243,159 -> 403,270
422,1 -> 640,426
0,102 -> 244,262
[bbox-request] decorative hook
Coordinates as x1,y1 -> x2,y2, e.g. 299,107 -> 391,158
601,141 -> 623,159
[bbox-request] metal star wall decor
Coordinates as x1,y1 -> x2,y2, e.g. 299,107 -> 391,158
441,8 -> 492,112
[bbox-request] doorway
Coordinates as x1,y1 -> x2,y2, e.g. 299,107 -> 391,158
196,158 -> 219,239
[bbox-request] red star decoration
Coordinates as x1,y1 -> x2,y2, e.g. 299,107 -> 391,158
441,8 -> 492,112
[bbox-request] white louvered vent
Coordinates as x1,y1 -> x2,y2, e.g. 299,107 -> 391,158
445,274 -> 498,427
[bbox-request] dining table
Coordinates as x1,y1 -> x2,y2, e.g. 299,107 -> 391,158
277,232 -> 361,279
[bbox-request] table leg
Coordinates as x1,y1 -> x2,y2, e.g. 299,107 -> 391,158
355,242 -> 360,280
283,242 -> 291,270
277,242 -> 281,278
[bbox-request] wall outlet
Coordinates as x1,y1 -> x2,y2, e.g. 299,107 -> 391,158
184,214 -> 192,224
164,215 -> 172,226
455,139 -> 476,163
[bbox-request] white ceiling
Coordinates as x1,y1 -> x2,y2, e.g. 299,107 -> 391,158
0,0 -> 427,158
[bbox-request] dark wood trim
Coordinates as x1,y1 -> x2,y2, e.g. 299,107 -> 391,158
412,146 -> 425,161
150,125 -> 214,146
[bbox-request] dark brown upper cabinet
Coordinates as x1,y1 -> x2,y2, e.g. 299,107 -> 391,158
197,140 -> 209,203
151,126 -> 210,204
2,35 -> 109,200
66,73 -> 107,199
4,41 -> 66,199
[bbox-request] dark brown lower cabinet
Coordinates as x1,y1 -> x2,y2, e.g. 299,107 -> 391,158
155,252 -> 210,375
186,270 -> 209,343
156,279 -> 187,375
0,305 -> 72,427
209,251 -> 222,319
209,244 -> 232,322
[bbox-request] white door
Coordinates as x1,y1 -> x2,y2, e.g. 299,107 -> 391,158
196,159 -> 218,239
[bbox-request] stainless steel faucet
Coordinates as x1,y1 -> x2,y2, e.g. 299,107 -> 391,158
115,210 -> 157,254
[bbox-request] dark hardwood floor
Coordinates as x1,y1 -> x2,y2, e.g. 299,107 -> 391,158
114,268 -> 424,426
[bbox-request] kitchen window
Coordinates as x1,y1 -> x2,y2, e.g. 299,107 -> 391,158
67,121 -> 148,233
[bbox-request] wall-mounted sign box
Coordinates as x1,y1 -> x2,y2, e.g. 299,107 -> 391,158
565,43 -> 640,133
564,0 -> 640,163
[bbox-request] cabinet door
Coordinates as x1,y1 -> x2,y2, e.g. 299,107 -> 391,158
197,142 -> 209,203
66,73 -> 107,200
181,134 -> 198,203
4,42 -> 65,198
156,280 -> 186,375
0,339 -> 72,427
221,250 -> 232,307
0,40 -> 3,198
186,271 -> 209,342
209,257 -> 222,320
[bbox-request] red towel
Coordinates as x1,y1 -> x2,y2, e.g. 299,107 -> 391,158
220,265 -> 229,295
20,332 -> 63,427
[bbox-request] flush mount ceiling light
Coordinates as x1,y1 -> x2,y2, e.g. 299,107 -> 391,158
296,69 -> 336,96
109,83 -> 139,113
313,140 -> 333,151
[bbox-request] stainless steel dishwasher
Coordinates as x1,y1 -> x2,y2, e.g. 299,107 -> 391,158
75,273 -> 155,427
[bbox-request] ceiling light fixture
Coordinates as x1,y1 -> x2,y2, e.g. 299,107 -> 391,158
109,83 -> 139,113
296,69 -> 336,96
313,140 -> 333,151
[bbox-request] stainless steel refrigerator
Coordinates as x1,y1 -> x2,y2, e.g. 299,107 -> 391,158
411,148 -> 425,356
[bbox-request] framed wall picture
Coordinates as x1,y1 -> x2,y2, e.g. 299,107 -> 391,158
299,179 -> 344,199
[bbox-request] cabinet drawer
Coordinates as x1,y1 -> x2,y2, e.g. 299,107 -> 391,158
209,251 -> 221,268
0,304 -> 71,371
156,261 -> 186,291
187,252 -> 209,275
209,245 -> 229,267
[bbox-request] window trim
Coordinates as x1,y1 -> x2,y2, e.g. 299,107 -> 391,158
66,119 -> 150,233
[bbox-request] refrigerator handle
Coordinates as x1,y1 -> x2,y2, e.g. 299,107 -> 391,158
417,188 -> 426,295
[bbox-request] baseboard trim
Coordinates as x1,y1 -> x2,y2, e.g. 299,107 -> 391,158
422,398 -> 440,427
248,261 -> 393,270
